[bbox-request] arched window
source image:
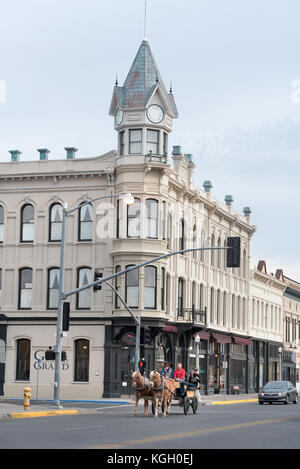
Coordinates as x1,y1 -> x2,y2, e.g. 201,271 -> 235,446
16,339 -> 31,381
200,229 -> 205,262
166,273 -> 170,314
193,224 -> 197,259
178,277 -> 184,317
223,292 -> 227,325
211,234 -> 215,266
19,268 -> 32,309
125,265 -> 139,309
49,203 -> 63,241
144,266 -> 157,309
21,204 -> 34,242
78,203 -> 93,241
161,267 -> 165,310
243,297 -> 246,330
243,249 -> 247,279
192,281 -> 196,309
161,201 -> 166,240
146,199 -> 158,238
77,268 -> 92,309
216,290 -> 221,324
237,296 -> 242,328
179,218 -> 185,251
210,287 -> 215,323
114,265 -> 121,309
47,268 -> 60,309
167,212 -> 172,250
0,205 -> 4,242
217,237 -> 221,269
127,198 -> 141,238
232,295 -> 236,328
74,339 -> 89,382
199,284 -> 204,310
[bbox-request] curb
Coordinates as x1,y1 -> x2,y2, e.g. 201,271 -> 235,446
211,399 -> 257,405
11,410 -> 78,418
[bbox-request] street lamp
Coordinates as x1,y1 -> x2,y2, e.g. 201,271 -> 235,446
53,192 -> 134,408
195,334 -> 200,371
278,346 -> 282,380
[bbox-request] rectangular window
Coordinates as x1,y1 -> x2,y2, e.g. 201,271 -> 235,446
146,199 -> 158,238
129,129 -> 142,154
144,266 -> 157,309
161,267 -> 165,310
126,266 -> 139,308
163,132 -> 168,155
115,265 -> 121,309
19,269 -> 32,309
146,129 -> 159,155
162,201 -> 166,240
127,198 -> 141,238
119,131 -> 125,156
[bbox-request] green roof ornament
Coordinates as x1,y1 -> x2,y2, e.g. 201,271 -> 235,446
9,150 -> 21,162
225,195 -> 234,206
172,145 -> 182,156
203,180 -> 213,192
243,207 -> 252,217
186,154 -> 193,163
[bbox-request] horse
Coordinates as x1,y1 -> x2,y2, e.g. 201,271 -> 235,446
131,370 -> 159,417
149,370 -> 176,417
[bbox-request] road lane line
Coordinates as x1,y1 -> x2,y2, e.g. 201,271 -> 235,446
89,415 -> 299,449
64,425 -> 105,431
95,404 -> 134,411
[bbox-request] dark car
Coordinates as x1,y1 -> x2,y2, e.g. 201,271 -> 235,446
258,381 -> 298,405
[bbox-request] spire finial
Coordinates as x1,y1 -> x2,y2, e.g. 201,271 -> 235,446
170,81 -> 173,94
115,74 -> 118,86
144,0 -> 147,40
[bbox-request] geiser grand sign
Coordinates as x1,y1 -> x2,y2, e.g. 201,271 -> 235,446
33,350 -> 69,370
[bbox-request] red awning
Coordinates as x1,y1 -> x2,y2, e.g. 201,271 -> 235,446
211,333 -> 232,344
194,331 -> 210,340
162,325 -> 179,333
233,336 -> 252,346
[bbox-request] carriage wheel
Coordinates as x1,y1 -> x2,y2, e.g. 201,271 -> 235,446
183,396 -> 190,415
192,397 -> 198,414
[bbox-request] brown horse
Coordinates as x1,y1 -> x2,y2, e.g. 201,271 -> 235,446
149,371 -> 176,417
131,370 -> 159,417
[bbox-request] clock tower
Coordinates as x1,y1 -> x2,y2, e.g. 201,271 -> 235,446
109,39 -> 178,165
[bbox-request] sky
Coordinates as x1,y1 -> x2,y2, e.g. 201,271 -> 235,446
0,0 -> 299,279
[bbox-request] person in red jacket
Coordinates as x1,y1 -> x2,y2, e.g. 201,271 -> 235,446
174,363 -> 185,380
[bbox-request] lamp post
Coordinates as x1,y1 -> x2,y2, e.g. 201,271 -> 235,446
53,192 -> 134,408
278,346 -> 282,380
195,334 -> 200,371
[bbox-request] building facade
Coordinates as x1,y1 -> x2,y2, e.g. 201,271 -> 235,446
0,38 -> 264,400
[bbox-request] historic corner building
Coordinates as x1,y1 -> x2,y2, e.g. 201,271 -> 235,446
2,36 -> 289,400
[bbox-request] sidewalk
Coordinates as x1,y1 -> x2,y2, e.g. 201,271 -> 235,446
0,393 -> 258,419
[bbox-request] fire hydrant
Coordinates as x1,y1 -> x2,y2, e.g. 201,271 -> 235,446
24,386 -> 32,410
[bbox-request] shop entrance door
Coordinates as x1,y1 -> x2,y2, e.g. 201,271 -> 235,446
214,344 -> 220,394
120,347 -> 135,397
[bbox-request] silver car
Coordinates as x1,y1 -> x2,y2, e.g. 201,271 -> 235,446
258,381 -> 298,405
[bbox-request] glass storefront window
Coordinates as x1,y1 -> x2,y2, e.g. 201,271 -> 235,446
230,359 -> 246,391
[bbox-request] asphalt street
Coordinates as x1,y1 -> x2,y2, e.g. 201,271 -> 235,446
0,401 -> 300,450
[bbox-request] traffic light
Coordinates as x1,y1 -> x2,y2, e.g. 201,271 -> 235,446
139,359 -> 146,376
93,271 -> 103,292
226,237 -> 241,268
45,347 -> 55,360
62,302 -> 70,331
144,327 -> 152,344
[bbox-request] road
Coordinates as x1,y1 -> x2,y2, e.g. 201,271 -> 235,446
1,401 -> 300,450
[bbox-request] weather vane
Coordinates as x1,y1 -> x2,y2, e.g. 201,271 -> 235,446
144,0 -> 147,40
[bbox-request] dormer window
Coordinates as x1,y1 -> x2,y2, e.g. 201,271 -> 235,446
129,129 -> 142,154
146,130 -> 159,155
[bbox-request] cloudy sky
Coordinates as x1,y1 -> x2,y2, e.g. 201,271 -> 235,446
0,0 -> 299,278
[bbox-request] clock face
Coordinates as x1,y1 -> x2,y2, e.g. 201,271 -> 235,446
115,109 -> 124,126
147,105 -> 164,124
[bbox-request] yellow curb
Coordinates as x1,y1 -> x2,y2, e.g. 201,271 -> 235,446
11,410 -> 78,418
212,399 -> 257,405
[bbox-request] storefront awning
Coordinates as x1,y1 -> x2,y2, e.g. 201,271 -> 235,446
211,333 -> 232,344
162,324 -> 179,333
193,331 -> 210,340
233,336 -> 252,346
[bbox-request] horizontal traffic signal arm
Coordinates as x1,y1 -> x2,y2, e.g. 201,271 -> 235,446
63,243 -> 240,300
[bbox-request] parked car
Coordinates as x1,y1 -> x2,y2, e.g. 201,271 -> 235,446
258,381 -> 298,405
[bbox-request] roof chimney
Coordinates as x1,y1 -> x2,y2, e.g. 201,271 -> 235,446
65,147 -> 78,159
9,150 -> 21,162
37,148 -> 50,160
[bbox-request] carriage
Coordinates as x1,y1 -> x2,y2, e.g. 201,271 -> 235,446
151,380 -> 199,415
